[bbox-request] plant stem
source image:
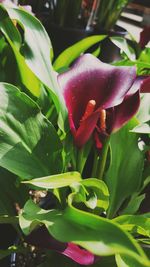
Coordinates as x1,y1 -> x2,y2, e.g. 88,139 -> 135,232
91,150 -> 99,178
76,147 -> 84,174
76,140 -> 92,175
96,137 -> 110,179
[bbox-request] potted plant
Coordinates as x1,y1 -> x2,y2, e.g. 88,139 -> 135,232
0,3 -> 150,267
16,0 -> 132,61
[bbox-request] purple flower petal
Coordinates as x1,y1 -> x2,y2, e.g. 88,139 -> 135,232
140,76 -> 150,93
58,54 -> 137,147
74,110 -> 100,147
58,54 -> 136,125
109,77 -> 141,132
25,226 -> 97,265
109,91 -> 140,132
63,243 -> 96,265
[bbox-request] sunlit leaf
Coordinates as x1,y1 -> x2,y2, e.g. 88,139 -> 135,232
114,214 -> 150,237
105,118 -> 144,218
0,83 -> 62,179
53,35 -> 106,71
0,5 -> 67,129
22,172 -> 82,189
19,200 -> 149,266
0,5 -> 41,97
110,36 -> 136,60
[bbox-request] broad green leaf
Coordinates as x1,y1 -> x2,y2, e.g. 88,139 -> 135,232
114,214 -> 150,238
1,5 -> 67,126
116,254 -> 149,267
0,83 -> 62,179
22,172 -> 82,189
53,35 -> 106,71
20,200 -> 149,266
110,36 -> 136,60
121,193 -> 145,215
0,5 -> 41,97
105,119 -> 144,218
0,5 -> 21,49
6,6 -> 52,86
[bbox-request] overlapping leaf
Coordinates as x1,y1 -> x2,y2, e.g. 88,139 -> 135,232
19,200 -> 149,266
0,83 -> 62,179
53,35 -> 106,71
0,4 -> 67,129
114,214 -> 150,237
23,172 -> 82,189
105,118 -> 145,218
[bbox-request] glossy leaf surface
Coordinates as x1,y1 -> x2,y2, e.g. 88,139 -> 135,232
53,35 -> 106,71
0,83 -> 62,179
23,172 -> 82,189
105,119 -> 144,218
20,200 -> 149,266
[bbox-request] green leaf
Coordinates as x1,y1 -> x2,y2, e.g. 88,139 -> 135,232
121,193 -> 145,215
0,5 -> 41,97
22,172 -> 82,189
116,254 -> 149,267
110,36 -> 136,60
81,178 -> 109,211
114,214 -> 150,238
0,5 -> 67,126
105,119 -> 144,218
6,6 -> 52,88
53,35 -> 106,71
139,48 -> 150,64
0,83 -> 62,179
139,238 -> 150,245
113,59 -> 150,76
20,200 -> 149,266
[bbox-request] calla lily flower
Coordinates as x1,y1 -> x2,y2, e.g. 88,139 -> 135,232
58,54 -> 141,148
26,226 -> 97,265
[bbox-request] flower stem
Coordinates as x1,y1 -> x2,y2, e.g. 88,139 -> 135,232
76,140 -> 92,175
76,147 -> 84,174
91,150 -> 99,178
96,137 -> 110,179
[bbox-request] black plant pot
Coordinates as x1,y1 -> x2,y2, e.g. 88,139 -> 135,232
44,21 -> 93,58
44,19 -> 127,63
96,25 -> 128,63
